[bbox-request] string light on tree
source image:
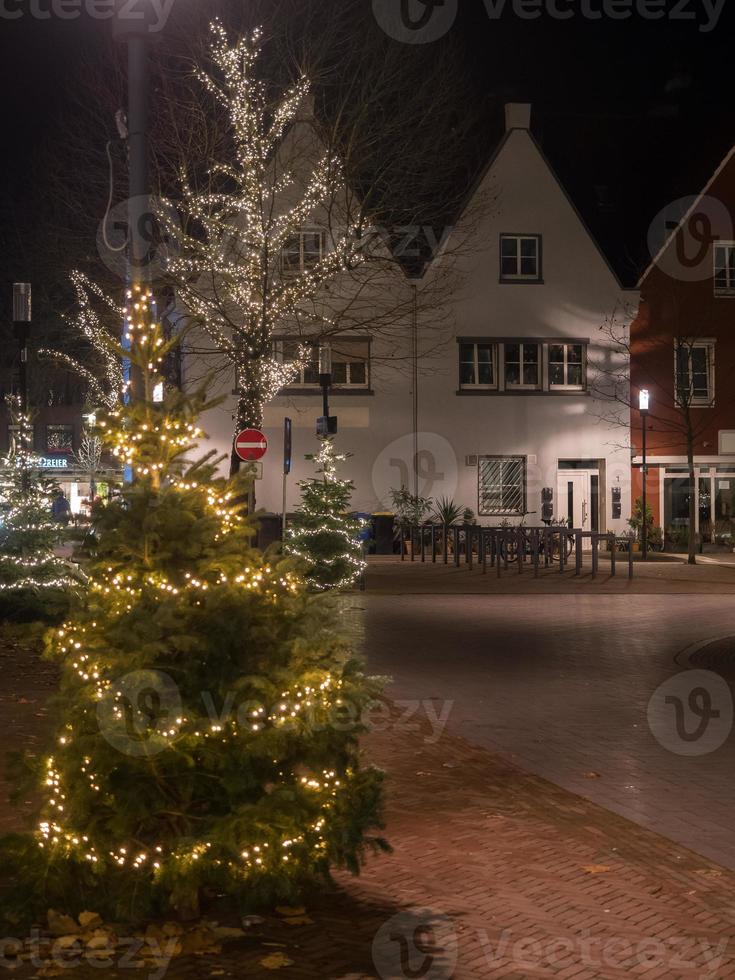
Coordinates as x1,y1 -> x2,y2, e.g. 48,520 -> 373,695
167,21 -> 366,472
0,307 -> 386,927
286,438 -> 367,591
0,401 -> 80,598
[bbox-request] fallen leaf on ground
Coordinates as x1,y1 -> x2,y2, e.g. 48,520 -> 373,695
582,864 -> 611,874
212,927 -> 246,941
78,912 -> 103,931
260,952 -> 294,970
36,964 -> 65,978
282,915 -> 313,926
695,868 -> 723,878
583,772 -> 602,779
275,906 -> 306,918
47,910 -> 80,938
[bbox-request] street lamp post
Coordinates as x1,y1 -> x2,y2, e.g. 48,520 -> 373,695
639,389 -> 650,561
317,343 -> 337,437
12,283 -> 31,422
114,2 -> 156,409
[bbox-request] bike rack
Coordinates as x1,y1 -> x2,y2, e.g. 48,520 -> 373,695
402,524 -> 635,579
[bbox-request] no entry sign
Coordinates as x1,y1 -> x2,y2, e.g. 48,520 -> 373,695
234,428 -> 268,462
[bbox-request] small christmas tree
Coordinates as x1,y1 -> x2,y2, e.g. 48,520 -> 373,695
287,440 -> 367,591
0,285 -> 386,928
0,404 -> 78,617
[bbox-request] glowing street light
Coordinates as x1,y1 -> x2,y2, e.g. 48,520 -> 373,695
639,389 -> 651,560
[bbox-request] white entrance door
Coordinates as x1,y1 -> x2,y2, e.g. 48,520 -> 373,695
557,471 -> 592,539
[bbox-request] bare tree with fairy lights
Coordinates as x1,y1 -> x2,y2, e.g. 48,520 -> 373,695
39,271 -> 126,412
169,20 -> 475,474
169,22 -> 364,473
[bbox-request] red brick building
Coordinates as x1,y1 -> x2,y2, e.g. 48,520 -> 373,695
631,146 -> 735,545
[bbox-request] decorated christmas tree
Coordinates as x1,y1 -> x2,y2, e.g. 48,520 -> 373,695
0,286 -> 386,928
287,439 -> 367,591
0,404 -> 78,618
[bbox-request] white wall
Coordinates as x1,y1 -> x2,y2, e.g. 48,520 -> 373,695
186,113 -> 635,531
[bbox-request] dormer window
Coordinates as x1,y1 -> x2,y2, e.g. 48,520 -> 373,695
280,230 -> 326,275
500,234 -> 542,282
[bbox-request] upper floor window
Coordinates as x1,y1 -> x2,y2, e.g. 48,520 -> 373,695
280,230 -> 326,275
457,339 -> 588,394
714,243 -> 735,295
505,342 -> 540,389
459,342 -> 496,389
500,234 -> 541,282
276,337 -> 370,391
675,340 -> 714,406
549,343 -> 585,389
46,424 -> 74,453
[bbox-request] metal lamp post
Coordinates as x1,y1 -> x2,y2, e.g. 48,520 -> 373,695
317,342 -> 337,437
639,388 -> 650,561
13,283 -> 31,422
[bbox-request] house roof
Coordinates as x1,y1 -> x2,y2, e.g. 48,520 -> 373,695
439,102 -> 735,291
636,143 -> 735,286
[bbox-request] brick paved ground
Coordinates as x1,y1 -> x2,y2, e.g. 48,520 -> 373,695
357,592 -> 735,871
363,554 -> 735,594
3,645 -> 735,978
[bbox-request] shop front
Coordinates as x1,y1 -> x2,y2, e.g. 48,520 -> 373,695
23,454 -> 122,519
661,463 -> 735,546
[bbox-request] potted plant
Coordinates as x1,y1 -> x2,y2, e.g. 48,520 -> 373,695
628,496 -> 654,551
389,487 -> 434,555
433,496 -> 463,555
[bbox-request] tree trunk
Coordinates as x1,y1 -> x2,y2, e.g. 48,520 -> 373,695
229,361 -> 266,478
687,429 -> 697,565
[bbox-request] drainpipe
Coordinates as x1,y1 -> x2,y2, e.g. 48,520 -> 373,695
412,282 -> 419,498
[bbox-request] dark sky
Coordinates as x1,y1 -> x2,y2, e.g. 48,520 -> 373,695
0,0 -> 733,290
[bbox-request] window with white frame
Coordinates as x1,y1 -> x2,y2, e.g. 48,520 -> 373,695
500,234 -> 541,282
276,338 -> 370,390
479,456 -> 526,516
549,343 -> 585,388
280,230 -> 326,275
714,243 -> 735,295
675,340 -> 714,406
505,342 -> 540,388
459,342 -> 497,388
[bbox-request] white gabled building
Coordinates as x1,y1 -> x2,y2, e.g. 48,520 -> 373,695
188,103 -> 635,535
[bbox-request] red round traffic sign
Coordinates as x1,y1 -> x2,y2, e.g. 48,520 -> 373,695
234,428 -> 268,462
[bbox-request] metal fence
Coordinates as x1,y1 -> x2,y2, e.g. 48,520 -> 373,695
398,524 -> 634,580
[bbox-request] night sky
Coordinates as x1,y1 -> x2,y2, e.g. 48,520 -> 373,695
0,0 -> 734,296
